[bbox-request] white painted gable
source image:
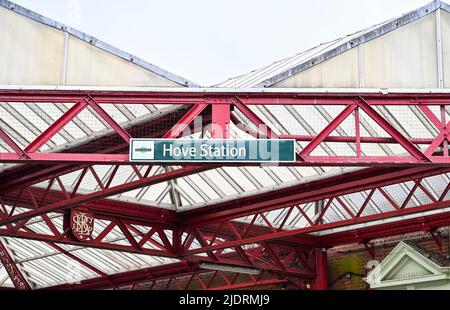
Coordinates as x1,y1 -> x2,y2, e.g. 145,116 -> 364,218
365,242 -> 450,290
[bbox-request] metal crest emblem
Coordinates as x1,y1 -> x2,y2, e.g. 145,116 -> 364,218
71,210 -> 94,241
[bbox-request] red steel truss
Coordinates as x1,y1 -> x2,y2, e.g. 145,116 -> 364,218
2,88 -> 450,289
178,166 -> 450,252
0,190 -> 317,278
45,261 -> 304,291
0,240 -> 30,290
1,89 -> 450,166
5,166 -> 447,249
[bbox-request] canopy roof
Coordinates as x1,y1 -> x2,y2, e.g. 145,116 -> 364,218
1,1 -> 450,289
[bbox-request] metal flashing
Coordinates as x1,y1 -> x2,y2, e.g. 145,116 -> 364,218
1,85 -> 450,94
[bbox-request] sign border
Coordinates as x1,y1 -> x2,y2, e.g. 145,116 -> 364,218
130,139 -> 297,163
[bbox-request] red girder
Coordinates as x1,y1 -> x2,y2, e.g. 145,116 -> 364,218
1,89 -> 450,166
181,166 -> 449,225
0,98 -> 213,226
0,217 -> 176,257
320,210 -> 450,246
44,260 -> 294,290
314,249 -> 328,290
300,103 -> 357,157
211,104 -> 230,139
1,166 -> 450,263
2,88 -> 450,104
44,261 -> 197,290
184,207 -> 450,258
24,100 -> 88,153
0,188 -> 178,225
357,97 -> 429,162
1,165 -> 450,254
3,89 -> 450,289
180,176 -> 450,254
0,127 -> 29,159
0,168 -> 442,247
0,190 -> 317,277
0,104 -> 203,195
162,102 -> 208,139
8,153 -> 450,166
0,240 -> 30,290
0,165 -> 210,228
84,95 -> 132,144
0,185 -> 318,247
232,96 -> 279,139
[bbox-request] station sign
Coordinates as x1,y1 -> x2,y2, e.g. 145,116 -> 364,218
130,139 -> 296,163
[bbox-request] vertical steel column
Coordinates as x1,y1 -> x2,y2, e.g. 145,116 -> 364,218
314,248 -> 328,290
211,104 -> 230,139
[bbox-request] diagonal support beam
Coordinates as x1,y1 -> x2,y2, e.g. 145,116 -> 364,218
233,96 -> 279,139
0,240 -> 31,290
420,105 -> 450,156
43,242 -> 107,277
300,104 -> 357,157
0,165 -> 210,227
25,101 -> 88,153
358,97 -> 429,161
84,95 -> 132,144
0,127 -> 29,159
0,101 -> 215,227
163,102 -> 208,139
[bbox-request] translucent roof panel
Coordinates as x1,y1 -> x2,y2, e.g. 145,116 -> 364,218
4,237 -> 178,289
1,0 -> 450,289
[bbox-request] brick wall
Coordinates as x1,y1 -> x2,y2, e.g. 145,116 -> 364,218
327,230 -> 450,290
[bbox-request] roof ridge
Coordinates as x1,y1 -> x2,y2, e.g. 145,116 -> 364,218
214,36 -> 345,87
0,0 -> 199,87
215,0 -> 446,88
254,0 -> 446,88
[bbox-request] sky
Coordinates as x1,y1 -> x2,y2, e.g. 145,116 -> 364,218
13,0 -> 432,86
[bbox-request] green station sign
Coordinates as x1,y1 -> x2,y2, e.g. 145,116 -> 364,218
130,139 -> 296,163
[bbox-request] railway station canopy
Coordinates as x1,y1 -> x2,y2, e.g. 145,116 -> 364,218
1,0 -> 450,290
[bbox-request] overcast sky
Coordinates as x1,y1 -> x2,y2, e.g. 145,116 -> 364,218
13,0 -> 432,86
